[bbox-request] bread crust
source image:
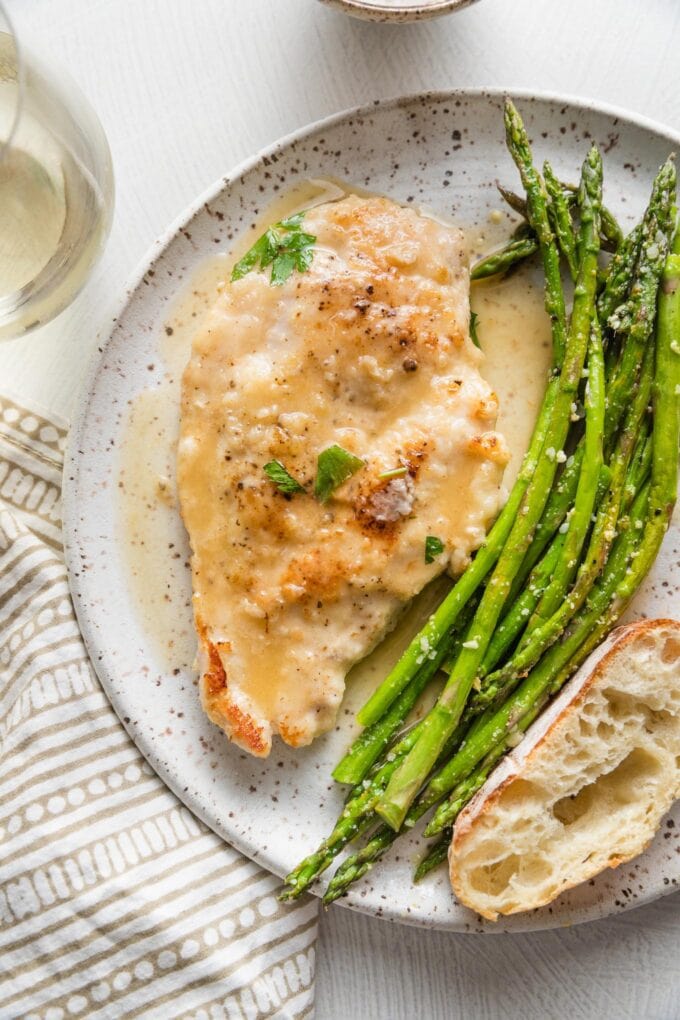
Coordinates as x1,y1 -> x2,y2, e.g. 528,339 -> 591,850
449,619 -> 680,920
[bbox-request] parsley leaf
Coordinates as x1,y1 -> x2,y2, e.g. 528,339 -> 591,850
314,445 -> 364,503
263,459 -> 305,496
425,535 -> 445,564
469,311 -> 481,348
231,213 -> 316,286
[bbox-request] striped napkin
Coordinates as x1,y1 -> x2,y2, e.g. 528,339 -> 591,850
0,395 -> 318,1019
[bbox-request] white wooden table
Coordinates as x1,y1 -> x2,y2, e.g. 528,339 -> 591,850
5,1 -> 680,1016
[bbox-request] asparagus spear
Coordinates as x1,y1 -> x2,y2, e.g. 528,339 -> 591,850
544,160 -> 578,279
597,224 -> 643,323
332,635 -> 452,785
523,320 -> 606,629
469,323 -> 602,682
413,829 -> 451,882
422,698 -> 546,840
279,725 -> 421,900
504,103 -> 570,370
476,531 -> 567,674
604,160 -> 676,438
506,443 -> 585,601
623,427 -> 653,511
615,222 -> 680,588
375,132 -> 602,832
470,235 -> 539,281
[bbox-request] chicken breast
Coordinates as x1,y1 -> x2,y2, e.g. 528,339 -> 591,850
178,194 -> 508,757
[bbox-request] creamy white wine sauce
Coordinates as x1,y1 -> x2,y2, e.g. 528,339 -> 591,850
117,183 -> 552,687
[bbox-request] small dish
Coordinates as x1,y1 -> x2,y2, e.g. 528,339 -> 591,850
317,0 -> 480,24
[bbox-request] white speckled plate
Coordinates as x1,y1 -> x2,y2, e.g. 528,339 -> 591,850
63,90 -> 680,932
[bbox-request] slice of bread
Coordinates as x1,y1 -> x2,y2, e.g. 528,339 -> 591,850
449,619 -> 680,921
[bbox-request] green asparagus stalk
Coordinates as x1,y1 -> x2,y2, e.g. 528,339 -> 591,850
423,690 -> 547,837
413,829 -> 451,882
504,104 -> 569,370
471,235 -> 539,281
506,443 -> 585,602
477,531 -> 567,674
375,135 -> 602,832
322,826 -> 398,903
597,224 -> 643,323
474,323 -> 603,677
615,222 -> 680,587
623,428 -> 652,511
544,161 -> 578,279
599,204 -> 625,253
524,320 -> 606,629
604,160 -> 676,438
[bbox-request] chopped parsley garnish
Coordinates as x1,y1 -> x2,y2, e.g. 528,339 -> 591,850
314,445 -> 364,503
231,212 -> 316,286
425,535 -> 445,564
469,310 -> 481,348
263,459 -> 305,496
378,466 -> 408,481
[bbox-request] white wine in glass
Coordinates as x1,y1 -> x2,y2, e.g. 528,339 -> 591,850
0,7 -> 113,339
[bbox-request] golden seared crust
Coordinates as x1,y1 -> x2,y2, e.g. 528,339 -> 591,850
198,623 -> 269,757
467,431 -> 510,465
178,194 -> 506,756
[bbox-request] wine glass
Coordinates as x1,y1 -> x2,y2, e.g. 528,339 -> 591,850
0,2 -> 114,340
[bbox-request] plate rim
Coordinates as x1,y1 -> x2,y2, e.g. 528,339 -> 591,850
316,0 -> 479,23
63,86 -> 680,933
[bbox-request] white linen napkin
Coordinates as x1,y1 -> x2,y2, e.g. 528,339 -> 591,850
0,394 -> 318,1019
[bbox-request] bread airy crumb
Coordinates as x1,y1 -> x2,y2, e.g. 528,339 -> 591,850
449,619 -> 680,920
